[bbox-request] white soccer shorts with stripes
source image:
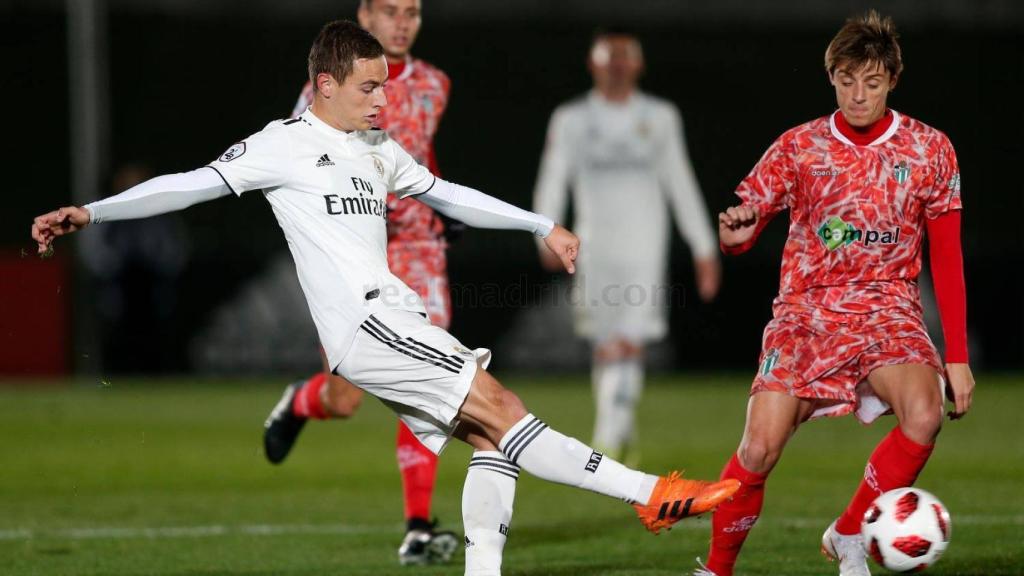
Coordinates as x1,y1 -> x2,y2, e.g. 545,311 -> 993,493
336,307 -> 491,454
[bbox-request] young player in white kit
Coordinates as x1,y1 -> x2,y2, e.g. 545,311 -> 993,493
263,1 -> 461,564
534,30 -> 720,463
31,21 -> 739,575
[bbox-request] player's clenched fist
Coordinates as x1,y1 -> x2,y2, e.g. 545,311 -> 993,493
543,224 -> 580,274
31,206 -> 91,254
718,204 -> 759,248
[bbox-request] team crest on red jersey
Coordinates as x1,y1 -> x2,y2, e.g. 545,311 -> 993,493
760,348 -> 781,376
892,160 -> 911,184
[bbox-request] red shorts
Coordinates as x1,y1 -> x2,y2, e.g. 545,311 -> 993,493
388,241 -> 451,330
752,305 -> 942,423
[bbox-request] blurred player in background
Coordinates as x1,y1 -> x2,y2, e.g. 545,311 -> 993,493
33,20 -> 741,576
265,0 -> 458,565
696,11 -> 974,576
533,29 -> 720,464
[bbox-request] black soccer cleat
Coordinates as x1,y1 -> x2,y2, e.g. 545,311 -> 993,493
263,380 -> 308,464
398,519 -> 460,565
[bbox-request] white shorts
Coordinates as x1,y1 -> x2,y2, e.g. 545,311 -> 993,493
572,260 -> 670,343
335,308 -> 490,454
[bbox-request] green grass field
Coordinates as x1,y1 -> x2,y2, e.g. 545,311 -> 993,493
0,374 -> 1021,575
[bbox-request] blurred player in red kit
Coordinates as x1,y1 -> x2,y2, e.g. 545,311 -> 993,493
693,11 -> 975,576
265,0 -> 458,565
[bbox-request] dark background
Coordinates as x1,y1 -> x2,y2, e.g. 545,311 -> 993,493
4,0 -> 1022,375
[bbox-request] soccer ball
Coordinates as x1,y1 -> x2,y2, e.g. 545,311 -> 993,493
861,487 -> 952,572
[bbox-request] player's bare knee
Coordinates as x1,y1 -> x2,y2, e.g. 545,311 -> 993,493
738,438 -> 781,474
497,388 -> 528,421
899,404 -> 943,444
468,370 -> 522,418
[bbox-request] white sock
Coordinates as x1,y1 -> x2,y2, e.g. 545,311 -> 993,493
463,451 -> 518,576
499,414 -> 658,505
592,359 -> 644,454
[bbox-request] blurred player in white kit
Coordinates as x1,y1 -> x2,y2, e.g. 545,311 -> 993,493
533,29 -> 721,463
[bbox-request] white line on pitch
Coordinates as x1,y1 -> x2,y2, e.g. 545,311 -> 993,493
0,523 -> 396,541
1,515 -> 1020,542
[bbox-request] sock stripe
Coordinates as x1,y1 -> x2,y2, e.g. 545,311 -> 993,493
468,463 -> 520,480
470,456 -> 520,471
469,460 -> 521,475
507,420 -> 548,463
500,417 -> 543,459
471,468 -> 519,481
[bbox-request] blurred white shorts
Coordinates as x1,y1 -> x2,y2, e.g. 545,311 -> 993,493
335,308 -> 491,454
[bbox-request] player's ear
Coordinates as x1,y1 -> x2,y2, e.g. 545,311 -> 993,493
889,73 -> 899,92
316,72 -> 335,97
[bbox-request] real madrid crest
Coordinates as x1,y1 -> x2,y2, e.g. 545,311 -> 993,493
892,160 -> 911,184
372,155 -> 385,180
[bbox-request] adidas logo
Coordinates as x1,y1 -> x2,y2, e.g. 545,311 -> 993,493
315,154 -> 335,167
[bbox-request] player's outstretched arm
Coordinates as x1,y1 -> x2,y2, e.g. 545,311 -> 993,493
414,179 -> 578,273
31,167 -> 231,254
718,204 -> 760,251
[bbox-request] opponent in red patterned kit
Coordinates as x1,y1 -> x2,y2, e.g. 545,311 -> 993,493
692,11 -> 975,576
265,0 -> 458,566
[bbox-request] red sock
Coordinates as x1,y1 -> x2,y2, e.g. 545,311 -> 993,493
835,426 -> 934,535
396,421 -> 437,525
291,373 -> 329,420
707,453 -> 769,576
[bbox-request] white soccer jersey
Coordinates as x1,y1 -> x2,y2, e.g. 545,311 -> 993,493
533,90 -> 715,341
534,90 -> 715,266
209,109 -> 437,370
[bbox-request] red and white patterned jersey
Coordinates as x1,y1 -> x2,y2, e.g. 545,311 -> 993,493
292,56 -> 451,245
738,110 -> 962,317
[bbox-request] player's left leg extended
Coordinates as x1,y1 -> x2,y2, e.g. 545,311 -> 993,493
833,363 -> 943,535
456,369 -> 740,535
591,338 -> 645,464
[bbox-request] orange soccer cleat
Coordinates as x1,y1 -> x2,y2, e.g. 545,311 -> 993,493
633,472 -> 741,534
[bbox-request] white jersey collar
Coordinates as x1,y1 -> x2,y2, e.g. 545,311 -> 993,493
588,89 -> 639,109
301,108 -> 362,140
393,55 -> 414,82
829,109 -> 901,147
